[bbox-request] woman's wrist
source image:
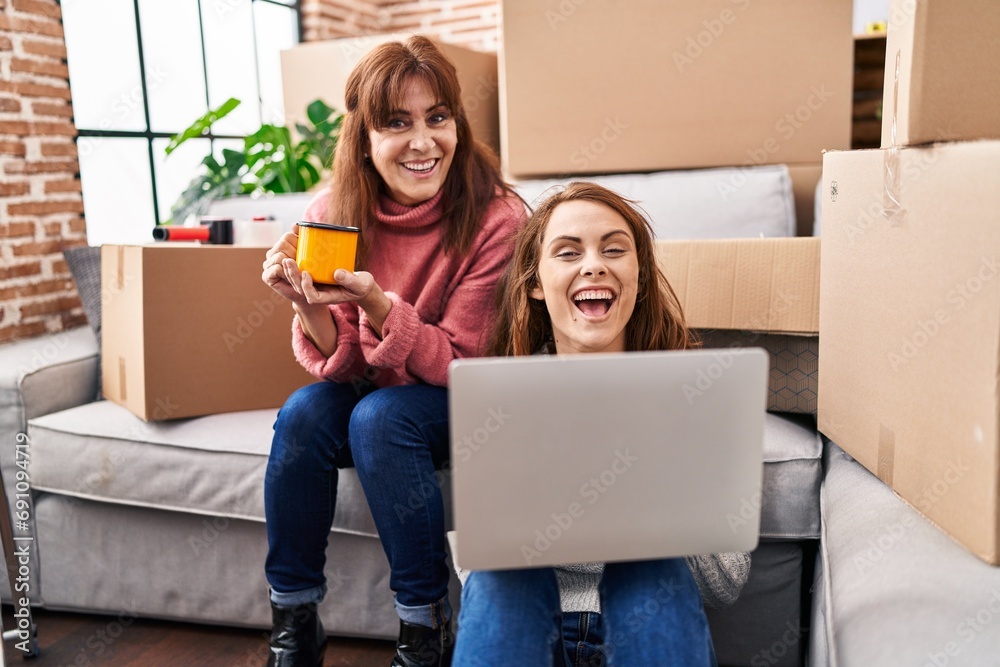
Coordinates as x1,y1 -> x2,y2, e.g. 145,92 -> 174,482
359,287 -> 393,339
294,301 -> 338,356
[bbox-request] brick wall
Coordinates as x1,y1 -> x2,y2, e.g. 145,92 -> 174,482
301,0 -> 392,43
386,1 -> 499,52
302,0 -> 500,52
0,0 -> 87,344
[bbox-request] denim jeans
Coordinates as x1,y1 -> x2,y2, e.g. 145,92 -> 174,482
264,381 -> 453,628
453,559 -> 717,667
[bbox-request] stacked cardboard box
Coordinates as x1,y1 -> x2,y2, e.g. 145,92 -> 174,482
879,0 -> 1000,147
819,0 -> 1000,564
500,0 -> 854,230
657,238 -> 820,415
102,245 -> 313,421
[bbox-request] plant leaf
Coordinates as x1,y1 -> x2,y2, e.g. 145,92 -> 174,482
164,98 -> 242,155
306,99 -> 335,125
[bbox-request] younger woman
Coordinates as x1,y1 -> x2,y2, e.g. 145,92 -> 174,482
452,182 -> 749,667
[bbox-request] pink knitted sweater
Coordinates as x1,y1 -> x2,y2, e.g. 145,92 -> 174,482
291,188 -> 525,387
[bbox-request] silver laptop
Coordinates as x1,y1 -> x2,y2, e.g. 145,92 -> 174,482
448,348 -> 768,570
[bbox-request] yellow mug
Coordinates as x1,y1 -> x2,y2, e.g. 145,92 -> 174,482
295,222 -> 360,285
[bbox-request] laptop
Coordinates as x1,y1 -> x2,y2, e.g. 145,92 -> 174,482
447,348 -> 768,571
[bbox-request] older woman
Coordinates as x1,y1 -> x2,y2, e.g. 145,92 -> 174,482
261,36 -> 524,667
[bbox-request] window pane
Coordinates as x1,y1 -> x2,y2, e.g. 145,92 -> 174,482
152,138 -> 212,225
63,0 -> 146,131
139,0 -> 208,134
201,0 -> 261,135
254,2 -> 300,125
79,139 -> 155,246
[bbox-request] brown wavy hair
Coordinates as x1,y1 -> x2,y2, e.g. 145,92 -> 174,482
485,182 -> 698,356
326,35 -> 514,265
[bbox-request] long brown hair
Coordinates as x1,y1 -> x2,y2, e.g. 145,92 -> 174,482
486,182 -> 698,356
327,35 -> 513,264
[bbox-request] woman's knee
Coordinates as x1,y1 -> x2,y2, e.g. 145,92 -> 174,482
275,382 -> 348,431
270,382 -> 355,468
349,386 -> 444,447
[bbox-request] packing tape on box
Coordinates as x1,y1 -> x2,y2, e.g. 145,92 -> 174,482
878,423 -> 895,486
883,50 -> 906,227
115,245 -> 126,290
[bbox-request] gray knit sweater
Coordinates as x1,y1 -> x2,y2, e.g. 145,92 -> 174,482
456,552 -> 751,612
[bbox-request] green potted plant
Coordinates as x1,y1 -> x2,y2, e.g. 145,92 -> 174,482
162,98 -> 344,226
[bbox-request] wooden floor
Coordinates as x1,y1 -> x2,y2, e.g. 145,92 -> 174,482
0,606 -> 395,666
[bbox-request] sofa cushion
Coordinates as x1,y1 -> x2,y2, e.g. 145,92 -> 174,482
28,401 -> 378,537
29,401 -> 820,543
759,413 -> 822,540
817,441 -> 1000,666
512,165 -> 796,239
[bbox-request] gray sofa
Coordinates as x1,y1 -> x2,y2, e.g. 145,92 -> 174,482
3,326 -> 822,666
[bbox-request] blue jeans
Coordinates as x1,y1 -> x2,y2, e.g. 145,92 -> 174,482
264,381 -> 453,628
453,559 -> 717,667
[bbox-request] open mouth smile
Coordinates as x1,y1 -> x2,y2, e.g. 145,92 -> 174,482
402,158 -> 439,174
572,288 -> 617,317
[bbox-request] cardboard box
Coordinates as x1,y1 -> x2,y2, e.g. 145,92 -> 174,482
880,0 -> 1000,148
101,245 -> 313,421
819,141 -> 1000,563
281,35 -> 501,155
500,0 -> 853,177
657,238 -> 820,413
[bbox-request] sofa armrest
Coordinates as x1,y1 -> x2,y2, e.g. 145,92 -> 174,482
0,328 -> 100,437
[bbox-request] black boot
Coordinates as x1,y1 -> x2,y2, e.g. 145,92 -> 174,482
390,619 -> 455,667
266,601 -> 327,667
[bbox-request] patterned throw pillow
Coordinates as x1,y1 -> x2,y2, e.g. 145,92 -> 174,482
63,245 -> 102,396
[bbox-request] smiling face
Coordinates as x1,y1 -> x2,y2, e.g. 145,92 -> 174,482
530,199 -> 640,355
367,77 -> 458,206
